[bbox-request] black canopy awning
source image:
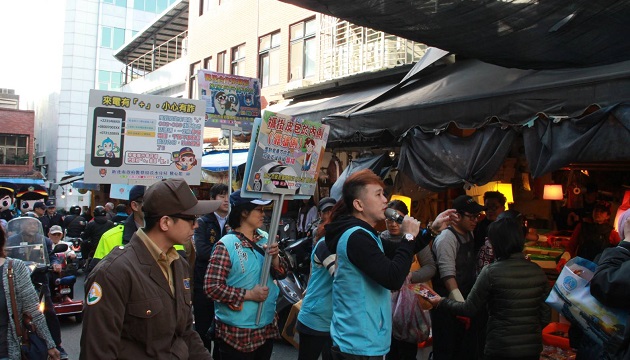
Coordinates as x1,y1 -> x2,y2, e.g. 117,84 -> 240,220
324,58 -> 630,147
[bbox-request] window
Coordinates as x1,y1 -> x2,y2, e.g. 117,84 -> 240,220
104,0 -> 127,7
101,26 -> 126,49
259,31 -> 280,87
199,0 -> 211,16
0,134 -> 28,165
204,56 -> 213,70
217,51 -> 227,73
231,44 -> 246,76
98,70 -> 123,90
189,61 -> 201,98
290,18 -> 317,81
134,0 -> 174,13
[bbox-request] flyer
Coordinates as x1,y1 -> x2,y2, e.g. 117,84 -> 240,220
84,90 -> 206,185
244,111 -> 329,197
197,70 -> 261,131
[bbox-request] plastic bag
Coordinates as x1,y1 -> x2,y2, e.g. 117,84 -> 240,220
546,257 -> 629,353
391,282 -> 431,343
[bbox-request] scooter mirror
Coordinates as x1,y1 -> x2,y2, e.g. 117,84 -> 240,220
53,243 -> 69,253
283,223 -> 290,232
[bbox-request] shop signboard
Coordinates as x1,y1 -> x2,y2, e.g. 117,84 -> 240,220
84,90 -> 206,185
197,70 -> 261,131
244,111 -> 329,197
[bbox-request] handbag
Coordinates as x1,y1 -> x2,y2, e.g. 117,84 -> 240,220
7,260 -> 49,360
546,257 -> 629,354
391,278 -> 431,344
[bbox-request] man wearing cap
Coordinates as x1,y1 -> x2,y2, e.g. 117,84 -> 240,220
431,194 -> 485,360
42,199 -> 65,235
80,178 -> 219,359
312,197 -> 336,241
193,183 -> 230,355
87,185 -> 146,272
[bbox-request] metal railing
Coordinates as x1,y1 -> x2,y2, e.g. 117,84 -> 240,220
319,16 -> 427,81
122,30 -> 188,84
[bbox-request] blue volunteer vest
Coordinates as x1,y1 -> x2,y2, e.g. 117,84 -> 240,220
214,230 -> 279,328
297,238 -> 334,332
331,226 -> 391,356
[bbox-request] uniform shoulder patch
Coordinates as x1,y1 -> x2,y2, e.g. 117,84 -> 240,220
87,282 -> 103,305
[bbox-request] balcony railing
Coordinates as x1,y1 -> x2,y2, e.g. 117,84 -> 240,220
122,30 -> 188,85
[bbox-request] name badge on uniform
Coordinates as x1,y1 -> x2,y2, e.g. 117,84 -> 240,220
183,278 -> 190,290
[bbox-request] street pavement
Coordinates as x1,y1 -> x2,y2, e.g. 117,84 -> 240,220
60,273 -> 298,359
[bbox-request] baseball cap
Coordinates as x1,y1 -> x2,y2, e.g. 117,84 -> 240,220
45,199 -> 56,207
230,190 -> 272,208
452,195 -> 485,214
49,225 -> 63,234
33,201 -> 47,210
143,178 -> 221,217
128,185 -> 145,202
318,197 -> 336,212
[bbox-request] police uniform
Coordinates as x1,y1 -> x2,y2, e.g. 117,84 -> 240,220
80,229 -> 211,360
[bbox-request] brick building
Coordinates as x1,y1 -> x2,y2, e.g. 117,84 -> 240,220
0,107 -> 43,182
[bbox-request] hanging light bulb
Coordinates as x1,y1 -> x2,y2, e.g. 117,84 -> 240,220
68,187 -> 73,196
60,191 -> 66,199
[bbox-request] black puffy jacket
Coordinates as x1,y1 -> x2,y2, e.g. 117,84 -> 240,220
81,216 -> 115,244
441,253 -> 550,359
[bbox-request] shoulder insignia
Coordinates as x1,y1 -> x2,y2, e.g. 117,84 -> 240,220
183,278 -> 190,290
87,282 -> 103,305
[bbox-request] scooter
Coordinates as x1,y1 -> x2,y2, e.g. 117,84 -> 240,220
275,223 -> 312,331
5,217 -> 84,323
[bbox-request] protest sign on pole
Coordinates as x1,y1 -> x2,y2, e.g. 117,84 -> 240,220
84,90 -> 206,185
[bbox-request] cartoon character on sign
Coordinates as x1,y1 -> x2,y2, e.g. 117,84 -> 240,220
173,147 -> 198,171
298,137 -> 318,176
214,91 -> 240,116
96,137 -> 119,158
15,184 -> 48,214
252,161 -> 299,193
0,182 -> 16,221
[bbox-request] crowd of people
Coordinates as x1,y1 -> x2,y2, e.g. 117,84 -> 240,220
0,173 -> 629,360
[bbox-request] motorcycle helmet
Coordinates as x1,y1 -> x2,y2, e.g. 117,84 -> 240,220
93,205 -> 107,217
69,205 -> 82,215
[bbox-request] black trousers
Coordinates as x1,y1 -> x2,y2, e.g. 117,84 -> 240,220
386,337 -> 417,360
430,305 -> 477,360
44,292 -> 62,346
193,288 -> 219,359
298,332 -> 333,360
216,338 -> 273,360
331,346 -> 385,360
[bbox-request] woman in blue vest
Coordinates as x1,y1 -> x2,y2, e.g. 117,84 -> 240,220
204,190 -> 288,360
323,169 -> 455,359
297,197 -> 337,360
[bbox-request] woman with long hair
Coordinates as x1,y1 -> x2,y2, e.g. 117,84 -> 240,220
429,218 -> 550,360
204,190 -> 288,360
0,223 -> 60,360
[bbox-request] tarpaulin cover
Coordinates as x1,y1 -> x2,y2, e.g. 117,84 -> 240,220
523,103 -> 630,178
329,153 -> 393,200
324,58 -> 630,148
399,127 -> 517,192
279,0 -> 630,70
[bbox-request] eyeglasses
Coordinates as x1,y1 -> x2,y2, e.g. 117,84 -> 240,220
49,233 -> 63,236
384,218 -> 400,224
460,212 -> 481,221
168,214 -> 199,224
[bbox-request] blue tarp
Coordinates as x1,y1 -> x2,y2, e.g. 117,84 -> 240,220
201,150 -> 248,172
0,178 -> 45,185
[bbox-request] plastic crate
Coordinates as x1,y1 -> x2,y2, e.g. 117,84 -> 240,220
542,322 -> 571,350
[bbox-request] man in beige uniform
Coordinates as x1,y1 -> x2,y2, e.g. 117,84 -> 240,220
80,178 -> 221,359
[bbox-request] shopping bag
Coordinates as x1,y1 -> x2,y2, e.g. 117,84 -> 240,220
546,257 -> 629,353
281,299 -> 302,349
391,283 -> 431,343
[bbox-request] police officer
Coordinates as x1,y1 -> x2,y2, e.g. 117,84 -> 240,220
80,178 -> 220,359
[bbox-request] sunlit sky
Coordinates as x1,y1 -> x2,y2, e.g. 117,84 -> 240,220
0,0 -> 65,109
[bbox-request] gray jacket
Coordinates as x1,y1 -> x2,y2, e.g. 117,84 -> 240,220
2,258 -> 55,360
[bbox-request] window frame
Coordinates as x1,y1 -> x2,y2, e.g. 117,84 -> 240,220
289,17 -> 317,81
258,31 -> 281,87
231,43 -> 246,76
217,51 -> 227,73
0,134 -> 29,166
